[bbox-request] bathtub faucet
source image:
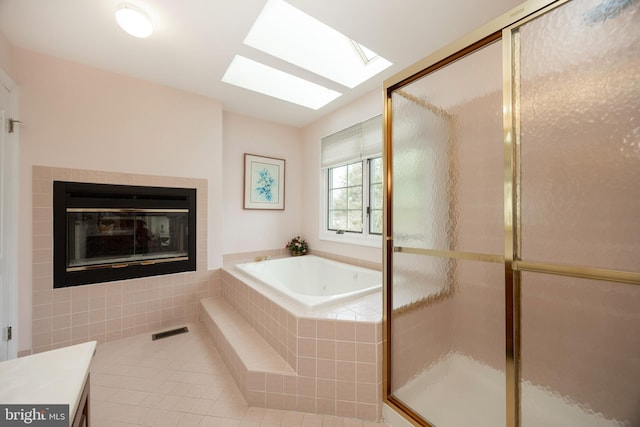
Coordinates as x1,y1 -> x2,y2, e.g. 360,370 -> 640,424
254,255 -> 271,262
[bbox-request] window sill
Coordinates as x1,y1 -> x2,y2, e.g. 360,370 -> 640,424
319,232 -> 382,248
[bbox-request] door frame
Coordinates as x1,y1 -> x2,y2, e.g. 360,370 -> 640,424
0,65 -> 19,361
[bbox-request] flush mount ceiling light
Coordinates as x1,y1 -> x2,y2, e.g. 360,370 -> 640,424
115,4 -> 153,38
244,0 -> 392,89
222,55 -> 341,110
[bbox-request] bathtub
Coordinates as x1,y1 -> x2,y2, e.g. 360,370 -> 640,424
235,255 -> 381,309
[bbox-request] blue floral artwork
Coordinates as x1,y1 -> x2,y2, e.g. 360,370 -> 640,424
244,154 -> 285,210
251,162 -> 279,204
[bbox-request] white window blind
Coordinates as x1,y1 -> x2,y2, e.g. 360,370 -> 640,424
320,115 -> 382,168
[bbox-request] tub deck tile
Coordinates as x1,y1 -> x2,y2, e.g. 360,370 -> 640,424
253,356 -> 295,373
200,296 -> 294,375
205,265 -> 383,421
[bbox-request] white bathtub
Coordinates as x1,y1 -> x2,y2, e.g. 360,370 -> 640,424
235,255 -> 381,309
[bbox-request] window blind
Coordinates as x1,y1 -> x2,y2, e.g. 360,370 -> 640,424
320,115 -> 382,168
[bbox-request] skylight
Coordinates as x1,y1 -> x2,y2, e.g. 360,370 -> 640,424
350,40 -> 379,64
244,0 -> 392,89
221,55 -> 342,110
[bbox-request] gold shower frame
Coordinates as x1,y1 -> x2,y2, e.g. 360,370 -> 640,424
382,1 -> 640,427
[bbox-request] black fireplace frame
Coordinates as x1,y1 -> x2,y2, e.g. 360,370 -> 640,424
53,181 -> 196,288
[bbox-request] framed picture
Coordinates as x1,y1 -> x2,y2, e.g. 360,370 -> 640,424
243,153 -> 285,210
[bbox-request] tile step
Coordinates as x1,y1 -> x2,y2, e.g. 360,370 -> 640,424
200,296 -> 294,375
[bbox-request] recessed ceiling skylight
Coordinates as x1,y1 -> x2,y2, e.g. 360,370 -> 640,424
222,55 -> 342,110
244,0 -> 392,89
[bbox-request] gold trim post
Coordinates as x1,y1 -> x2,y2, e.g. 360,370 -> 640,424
503,25 -> 521,427
382,87 -> 392,405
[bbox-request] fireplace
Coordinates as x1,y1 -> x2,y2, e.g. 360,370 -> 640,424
53,181 -> 196,287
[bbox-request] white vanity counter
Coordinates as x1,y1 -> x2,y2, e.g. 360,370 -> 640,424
0,341 -> 96,426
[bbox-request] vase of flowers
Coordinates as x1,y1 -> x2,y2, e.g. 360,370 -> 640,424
286,236 -> 308,256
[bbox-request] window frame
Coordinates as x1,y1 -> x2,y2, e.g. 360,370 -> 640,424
320,155 -> 383,247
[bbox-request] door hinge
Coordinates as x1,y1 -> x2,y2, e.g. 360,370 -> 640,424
7,326 -> 12,341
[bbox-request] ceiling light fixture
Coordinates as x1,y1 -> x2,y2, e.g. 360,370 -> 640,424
115,4 -> 153,38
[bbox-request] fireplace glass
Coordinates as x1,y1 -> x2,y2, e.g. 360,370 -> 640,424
67,209 -> 188,270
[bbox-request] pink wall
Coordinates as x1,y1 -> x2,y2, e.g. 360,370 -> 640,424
13,47 -> 224,352
300,90 -> 383,266
222,112 -> 303,255
5,41 -> 385,354
0,31 -> 15,77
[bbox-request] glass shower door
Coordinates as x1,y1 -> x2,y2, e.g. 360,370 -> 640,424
516,0 -> 640,425
388,40 -> 506,427
384,1 -> 640,426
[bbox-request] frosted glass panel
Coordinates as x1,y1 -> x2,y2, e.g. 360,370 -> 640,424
390,38 -> 506,427
390,257 -> 505,427
519,0 -> 640,272
391,252 -> 450,309
391,91 -> 450,251
521,272 -> 640,427
391,41 -> 504,255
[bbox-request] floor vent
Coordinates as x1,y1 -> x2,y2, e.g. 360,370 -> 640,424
152,326 -> 189,341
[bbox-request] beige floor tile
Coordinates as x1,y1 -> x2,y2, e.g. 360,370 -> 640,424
89,322 -> 389,427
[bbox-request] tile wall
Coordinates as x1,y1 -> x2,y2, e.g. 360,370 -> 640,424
29,165 -> 220,355
219,270 -> 383,421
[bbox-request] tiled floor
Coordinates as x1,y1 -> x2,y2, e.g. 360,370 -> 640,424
90,322 -> 389,427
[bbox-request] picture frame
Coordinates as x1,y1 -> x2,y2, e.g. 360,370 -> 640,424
243,153 -> 285,210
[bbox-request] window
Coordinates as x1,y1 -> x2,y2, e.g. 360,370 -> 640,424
321,115 -> 383,245
328,161 -> 363,232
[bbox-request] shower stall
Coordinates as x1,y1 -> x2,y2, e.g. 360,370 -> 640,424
382,0 -> 639,426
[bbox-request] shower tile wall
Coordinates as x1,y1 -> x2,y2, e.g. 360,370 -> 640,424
388,0 -> 640,425
516,0 -> 640,421
390,297 -> 453,389
451,262 -> 505,371
30,165 -> 220,355
521,274 -> 640,423
391,75 -> 506,390
449,89 -> 505,373
392,45 -> 639,420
